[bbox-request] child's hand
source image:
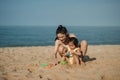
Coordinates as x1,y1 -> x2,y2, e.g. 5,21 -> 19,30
70,50 -> 75,54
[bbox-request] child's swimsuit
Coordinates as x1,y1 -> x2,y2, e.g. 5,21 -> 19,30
66,47 -> 80,64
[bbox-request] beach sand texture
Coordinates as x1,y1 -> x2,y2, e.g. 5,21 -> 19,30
0,45 -> 120,80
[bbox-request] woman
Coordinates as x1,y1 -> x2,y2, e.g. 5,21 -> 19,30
53,25 -> 88,65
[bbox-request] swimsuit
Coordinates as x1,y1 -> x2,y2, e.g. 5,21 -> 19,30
66,47 -> 80,64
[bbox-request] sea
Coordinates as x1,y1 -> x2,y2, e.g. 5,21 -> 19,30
0,26 -> 120,47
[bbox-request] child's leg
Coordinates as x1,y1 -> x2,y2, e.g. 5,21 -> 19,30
74,55 -> 80,65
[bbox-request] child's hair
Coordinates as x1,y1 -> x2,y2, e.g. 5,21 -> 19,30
69,37 -> 78,47
55,25 -> 69,40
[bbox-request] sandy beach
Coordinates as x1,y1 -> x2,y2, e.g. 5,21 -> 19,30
0,45 -> 120,80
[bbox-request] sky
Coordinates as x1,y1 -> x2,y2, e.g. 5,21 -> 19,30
0,0 -> 120,26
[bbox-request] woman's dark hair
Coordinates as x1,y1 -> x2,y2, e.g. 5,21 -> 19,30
56,25 -> 68,35
69,37 -> 78,47
55,25 -> 68,40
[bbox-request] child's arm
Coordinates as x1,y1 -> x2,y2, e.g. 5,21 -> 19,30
71,49 -> 81,56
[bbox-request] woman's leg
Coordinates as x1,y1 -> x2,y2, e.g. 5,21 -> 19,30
79,56 -> 85,65
80,40 -> 88,56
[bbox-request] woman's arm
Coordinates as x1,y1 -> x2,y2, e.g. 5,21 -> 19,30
53,40 -> 60,65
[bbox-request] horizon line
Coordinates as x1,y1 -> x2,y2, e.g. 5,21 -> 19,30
0,25 -> 120,27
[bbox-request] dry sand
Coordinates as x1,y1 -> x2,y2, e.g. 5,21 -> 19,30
0,45 -> 120,80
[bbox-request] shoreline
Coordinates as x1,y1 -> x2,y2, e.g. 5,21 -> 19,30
0,44 -> 120,48
0,45 -> 120,80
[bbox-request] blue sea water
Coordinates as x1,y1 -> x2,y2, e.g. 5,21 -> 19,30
0,26 -> 120,47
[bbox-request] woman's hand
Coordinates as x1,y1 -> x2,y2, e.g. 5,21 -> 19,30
54,59 -> 59,66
